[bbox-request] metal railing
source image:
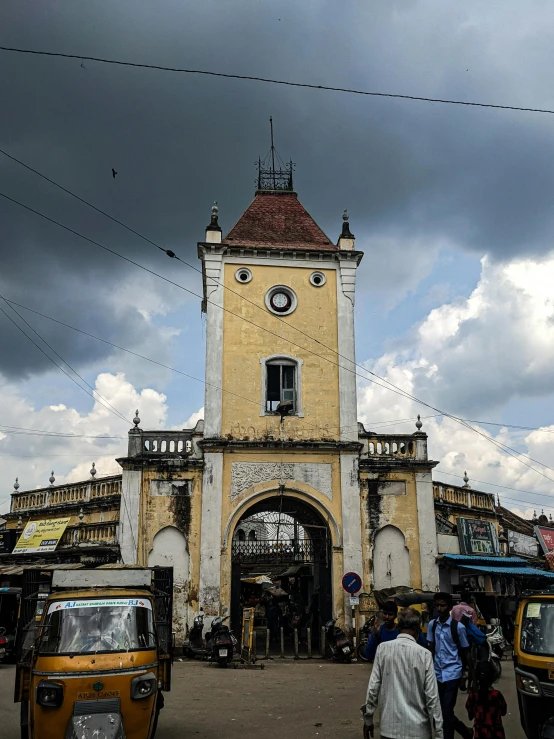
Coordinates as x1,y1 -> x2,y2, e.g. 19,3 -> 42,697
231,538 -> 328,565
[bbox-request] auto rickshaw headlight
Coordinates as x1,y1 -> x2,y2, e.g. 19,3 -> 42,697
131,672 -> 157,700
517,673 -> 541,695
36,680 -> 64,707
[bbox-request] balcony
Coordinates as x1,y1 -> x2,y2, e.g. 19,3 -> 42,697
60,522 -> 118,549
433,483 -> 495,511
11,476 -> 122,512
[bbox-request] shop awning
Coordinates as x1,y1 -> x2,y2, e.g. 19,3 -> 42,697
442,554 -> 527,566
0,562 -> 84,576
458,564 -> 554,579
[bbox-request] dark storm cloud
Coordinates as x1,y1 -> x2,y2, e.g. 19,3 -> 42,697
2,0 -> 554,380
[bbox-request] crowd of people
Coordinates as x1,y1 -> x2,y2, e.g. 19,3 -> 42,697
362,593 -> 507,739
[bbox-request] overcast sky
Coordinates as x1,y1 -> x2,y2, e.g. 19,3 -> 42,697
2,0 -> 554,519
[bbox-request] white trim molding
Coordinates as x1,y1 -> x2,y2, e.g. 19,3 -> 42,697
259,353 -> 304,417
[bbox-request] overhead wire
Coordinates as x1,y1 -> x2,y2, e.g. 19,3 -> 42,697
0,297 -> 132,425
3,163 -> 554,490
1,45 -> 554,116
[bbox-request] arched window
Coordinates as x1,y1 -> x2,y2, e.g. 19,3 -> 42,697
237,529 -> 246,542
248,529 -> 257,541
260,354 -> 304,417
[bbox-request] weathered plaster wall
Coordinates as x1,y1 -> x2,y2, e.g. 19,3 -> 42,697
220,263 -> 340,438
137,465 -> 203,644
360,470 -> 424,592
218,449 -> 348,623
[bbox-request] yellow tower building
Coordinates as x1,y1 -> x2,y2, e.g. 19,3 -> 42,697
116,152 -> 440,642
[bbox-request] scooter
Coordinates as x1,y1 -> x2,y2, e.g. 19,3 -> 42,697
210,616 -> 235,667
487,620 -> 506,660
325,619 -> 354,663
186,609 -> 212,659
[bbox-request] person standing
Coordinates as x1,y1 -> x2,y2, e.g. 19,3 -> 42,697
465,662 -> 507,739
362,608 -> 443,739
427,593 -> 473,739
364,601 -> 427,662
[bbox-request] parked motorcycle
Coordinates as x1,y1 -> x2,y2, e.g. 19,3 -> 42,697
186,609 -> 212,659
487,620 -> 506,660
325,619 -> 354,663
210,616 -> 235,667
357,616 -> 375,662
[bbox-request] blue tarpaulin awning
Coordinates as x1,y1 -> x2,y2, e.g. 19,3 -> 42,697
457,564 -> 554,579
442,554 -> 527,565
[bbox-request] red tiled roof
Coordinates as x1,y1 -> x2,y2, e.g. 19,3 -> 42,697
223,191 -> 337,250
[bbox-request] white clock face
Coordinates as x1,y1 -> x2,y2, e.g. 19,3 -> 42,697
271,292 -> 289,309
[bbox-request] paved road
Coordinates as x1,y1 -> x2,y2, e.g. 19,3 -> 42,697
0,658 -> 526,739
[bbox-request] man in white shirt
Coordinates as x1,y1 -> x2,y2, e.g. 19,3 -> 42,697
363,608 -> 443,739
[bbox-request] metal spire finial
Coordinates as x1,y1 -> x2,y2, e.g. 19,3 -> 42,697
90,462 -> 96,479
340,208 -> 354,239
13,477 -> 19,492
49,470 -> 55,486
208,200 -> 221,230
415,414 -> 423,431
133,410 -> 141,428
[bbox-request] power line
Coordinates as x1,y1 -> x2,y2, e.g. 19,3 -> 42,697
1,45 -> 553,116
4,190 -> 554,491
0,424 -> 125,439
0,297 -> 131,426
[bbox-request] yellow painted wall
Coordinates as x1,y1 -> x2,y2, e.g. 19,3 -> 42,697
221,264 -> 340,439
360,470 -> 423,591
218,449 -> 347,620
6,507 -> 120,529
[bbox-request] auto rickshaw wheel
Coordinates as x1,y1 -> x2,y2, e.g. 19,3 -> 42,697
20,701 -> 29,739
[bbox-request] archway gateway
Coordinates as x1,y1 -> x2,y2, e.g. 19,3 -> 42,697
229,493 -> 333,648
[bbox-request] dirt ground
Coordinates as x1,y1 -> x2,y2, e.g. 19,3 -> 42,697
0,658 -> 525,739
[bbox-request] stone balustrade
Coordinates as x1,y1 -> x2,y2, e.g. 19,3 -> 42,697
433,483 -> 495,511
128,430 -> 193,457
11,475 -> 122,512
361,435 -> 417,459
60,522 -> 119,548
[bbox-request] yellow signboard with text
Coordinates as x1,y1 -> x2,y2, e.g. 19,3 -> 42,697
14,517 -> 71,554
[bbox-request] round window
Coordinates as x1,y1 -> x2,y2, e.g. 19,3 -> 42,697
235,268 -> 252,284
310,271 -> 326,287
265,286 -> 297,316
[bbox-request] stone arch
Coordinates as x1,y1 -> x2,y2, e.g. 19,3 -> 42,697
148,526 -> 190,643
372,525 -> 411,590
223,484 -> 341,548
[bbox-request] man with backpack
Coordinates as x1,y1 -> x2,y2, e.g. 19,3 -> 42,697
364,601 -> 427,662
427,593 -> 473,739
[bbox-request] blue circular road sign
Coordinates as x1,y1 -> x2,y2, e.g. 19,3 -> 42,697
342,571 -> 362,594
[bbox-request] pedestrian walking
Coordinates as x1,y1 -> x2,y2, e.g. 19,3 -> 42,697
362,607 -> 443,739
465,663 -> 507,739
364,601 -> 427,662
427,593 -> 473,739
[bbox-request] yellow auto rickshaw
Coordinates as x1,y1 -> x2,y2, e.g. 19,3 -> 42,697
514,588 -> 554,738
14,566 -> 173,739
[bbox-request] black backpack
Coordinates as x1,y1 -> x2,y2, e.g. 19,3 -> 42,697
427,618 -> 461,651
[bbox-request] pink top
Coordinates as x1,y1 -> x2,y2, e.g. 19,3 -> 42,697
451,603 -> 478,625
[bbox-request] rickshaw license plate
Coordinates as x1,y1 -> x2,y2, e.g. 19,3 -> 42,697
219,648 -> 227,657
78,690 -> 120,700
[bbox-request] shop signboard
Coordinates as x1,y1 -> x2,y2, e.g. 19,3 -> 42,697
0,529 -> 16,553
436,513 -> 455,534
508,530 -> 539,558
457,518 -> 500,556
13,517 -> 71,554
535,526 -> 554,554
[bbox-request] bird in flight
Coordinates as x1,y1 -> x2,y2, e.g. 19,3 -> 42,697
112,168 -> 118,179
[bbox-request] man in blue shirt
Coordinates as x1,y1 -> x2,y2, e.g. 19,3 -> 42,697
364,601 -> 427,662
427,593 -> 472,739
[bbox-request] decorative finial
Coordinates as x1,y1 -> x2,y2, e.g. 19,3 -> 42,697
463,471 -> 470,488
550,513 -> 553,522
340,208 -> 354,239
133,410 -> 141,428
207,200 -> 221,231
13,477 -> 19,492
415,414 -> 423,431
90,462 -> 96,479
17,515 -> 23,529
78,507 -> 84,522
49,470 -> 55,486
497,493 -> 501,507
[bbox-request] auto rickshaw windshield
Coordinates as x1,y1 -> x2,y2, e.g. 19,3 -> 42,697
520,600 -> 554,657
38,597 -> 156,654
